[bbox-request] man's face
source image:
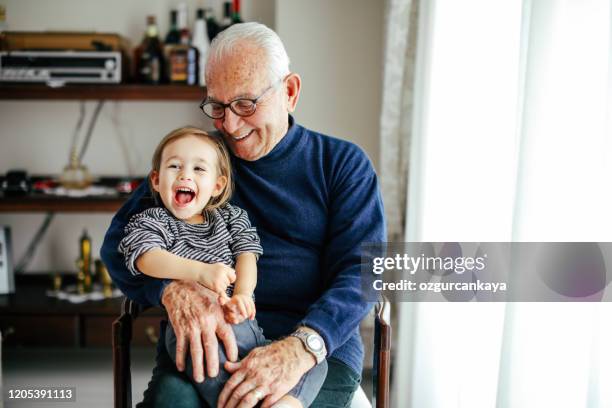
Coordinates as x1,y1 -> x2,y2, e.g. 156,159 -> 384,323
205,44 -> 290,161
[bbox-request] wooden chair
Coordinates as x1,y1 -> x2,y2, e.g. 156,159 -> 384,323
112,298 -> 391,408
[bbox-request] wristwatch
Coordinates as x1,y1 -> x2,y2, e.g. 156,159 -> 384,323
291,328 -> 327,365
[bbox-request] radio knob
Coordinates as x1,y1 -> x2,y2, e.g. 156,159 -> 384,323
105,59 -> 116,70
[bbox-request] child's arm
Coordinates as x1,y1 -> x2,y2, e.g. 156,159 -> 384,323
136,249 -> 236,298
233,252 -> 257,296
223,252 -> 257,323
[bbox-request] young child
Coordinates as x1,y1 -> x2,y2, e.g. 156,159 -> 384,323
118,127 -> 326,408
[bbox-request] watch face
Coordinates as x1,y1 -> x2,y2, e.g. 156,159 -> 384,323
307,335 -> 324,352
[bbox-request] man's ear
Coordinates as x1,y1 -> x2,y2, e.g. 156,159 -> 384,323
212,175 -> 228,197
150,170 -> 160,192
285,72 -> 302,113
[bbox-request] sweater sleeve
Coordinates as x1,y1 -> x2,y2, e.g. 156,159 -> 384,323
118,208 -> 174,276
100,181 -> 172,307
298,148 -> 386,356
221,203 -> 264,259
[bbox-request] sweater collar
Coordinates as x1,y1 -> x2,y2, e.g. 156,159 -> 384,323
231,115 -> 305,167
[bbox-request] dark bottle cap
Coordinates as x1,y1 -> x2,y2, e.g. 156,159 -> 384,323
197,8 -> 204,19
224,1 -> 232,17
170,10 -> 178,24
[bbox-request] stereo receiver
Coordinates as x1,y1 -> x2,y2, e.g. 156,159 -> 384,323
0,51 -> 122,84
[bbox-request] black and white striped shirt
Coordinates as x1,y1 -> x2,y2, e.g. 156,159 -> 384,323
118,204 -> 263,293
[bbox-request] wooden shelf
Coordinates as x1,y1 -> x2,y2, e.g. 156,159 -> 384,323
0,84 -> 206,101
0,195 -> 127,212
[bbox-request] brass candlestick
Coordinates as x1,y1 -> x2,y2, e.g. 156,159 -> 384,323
76,230 -> 93,293
52,273 -> 63,292
96,259 -> 113,298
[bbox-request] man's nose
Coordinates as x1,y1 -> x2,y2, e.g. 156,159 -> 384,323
221,109 -> 243,134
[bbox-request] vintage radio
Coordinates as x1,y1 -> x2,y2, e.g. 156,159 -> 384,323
0,50 -> 122,84
2,31 -> 130,53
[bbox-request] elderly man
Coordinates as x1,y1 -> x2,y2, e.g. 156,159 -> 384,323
101,22 -> 385,408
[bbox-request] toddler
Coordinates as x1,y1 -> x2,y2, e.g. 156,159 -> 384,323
118,127 -> 326,407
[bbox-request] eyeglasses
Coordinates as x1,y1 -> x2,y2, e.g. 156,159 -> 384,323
199,77 -> 284,120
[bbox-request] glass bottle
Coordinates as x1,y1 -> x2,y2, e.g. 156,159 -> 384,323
135,15 -> 166,84
169,4 -> 199,86
231,0 -> 243,24
0,5 -> 7,51
192,8 -> 210,86
205,8 -> 220,42
220,1 -> 233,32
177,2 -> 190,42
165,10 -> 181,45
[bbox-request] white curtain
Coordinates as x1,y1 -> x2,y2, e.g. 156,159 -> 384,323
380,0 -> 419,241
385,0 -> 612,407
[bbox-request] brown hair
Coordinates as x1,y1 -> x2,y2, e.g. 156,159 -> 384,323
149,126 -> 233,212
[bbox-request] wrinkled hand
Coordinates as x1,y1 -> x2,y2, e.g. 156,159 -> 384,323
161,280 -> 238,383
217,337 -> 315,408
197,262 -> 236,301
222,293 -> 255,324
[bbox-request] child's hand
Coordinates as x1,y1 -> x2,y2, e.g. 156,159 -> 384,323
222,293 -> 256,324
196,263 -> 236,300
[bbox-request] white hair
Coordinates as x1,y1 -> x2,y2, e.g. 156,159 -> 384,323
206,22 -> 291,83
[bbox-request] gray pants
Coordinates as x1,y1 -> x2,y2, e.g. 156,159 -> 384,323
165,319 -> 328,407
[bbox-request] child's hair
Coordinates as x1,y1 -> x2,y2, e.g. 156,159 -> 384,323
149,126 -> 233,212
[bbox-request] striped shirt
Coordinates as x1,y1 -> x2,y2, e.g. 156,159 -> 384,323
118,204 -> 263,296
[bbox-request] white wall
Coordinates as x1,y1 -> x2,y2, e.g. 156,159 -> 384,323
276,0 -> 383,169
0,0 -> 384,273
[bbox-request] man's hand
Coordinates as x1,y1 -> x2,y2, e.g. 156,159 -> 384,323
217,336 -> 316,408
222,293 -> 256,324
161,280 -> 239,383
196,262 -> 236,300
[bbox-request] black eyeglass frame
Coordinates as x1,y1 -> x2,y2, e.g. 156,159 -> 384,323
199,75 -> 287,120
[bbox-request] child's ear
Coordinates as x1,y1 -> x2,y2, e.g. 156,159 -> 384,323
212,175 -> 228,197
150,170 -> 160,192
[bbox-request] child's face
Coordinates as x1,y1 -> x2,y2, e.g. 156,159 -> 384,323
151,135 -> 227,223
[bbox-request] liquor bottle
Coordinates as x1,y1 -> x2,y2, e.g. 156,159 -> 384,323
192,8 -> 210,86
205,8 -> 220,42
220,1 -> 233,32
169,45 -> 198,85
231,0 -> 243,24
164,9 -> 180,78
168,4 -> 199,86
0,5 -> 7,50
177,2 -> 190,42
135,15 -> 166,84
165,10 -> 181,45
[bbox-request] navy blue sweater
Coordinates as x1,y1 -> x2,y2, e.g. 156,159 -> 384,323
101,117 -> 386,375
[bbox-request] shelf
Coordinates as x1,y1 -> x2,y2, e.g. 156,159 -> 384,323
0,195 -> 127,212
0,84 -> 206,101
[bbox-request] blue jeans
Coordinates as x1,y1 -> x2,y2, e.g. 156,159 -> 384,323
163,320 -> 327,407
137,321 -> 359,408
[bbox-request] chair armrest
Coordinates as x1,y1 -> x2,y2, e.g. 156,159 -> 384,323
373,298 -> 391,408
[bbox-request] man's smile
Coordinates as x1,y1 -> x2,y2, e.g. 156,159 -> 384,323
229,129 -> 255,141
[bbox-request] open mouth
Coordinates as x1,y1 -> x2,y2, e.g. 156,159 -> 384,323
174,187 -> 196,206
